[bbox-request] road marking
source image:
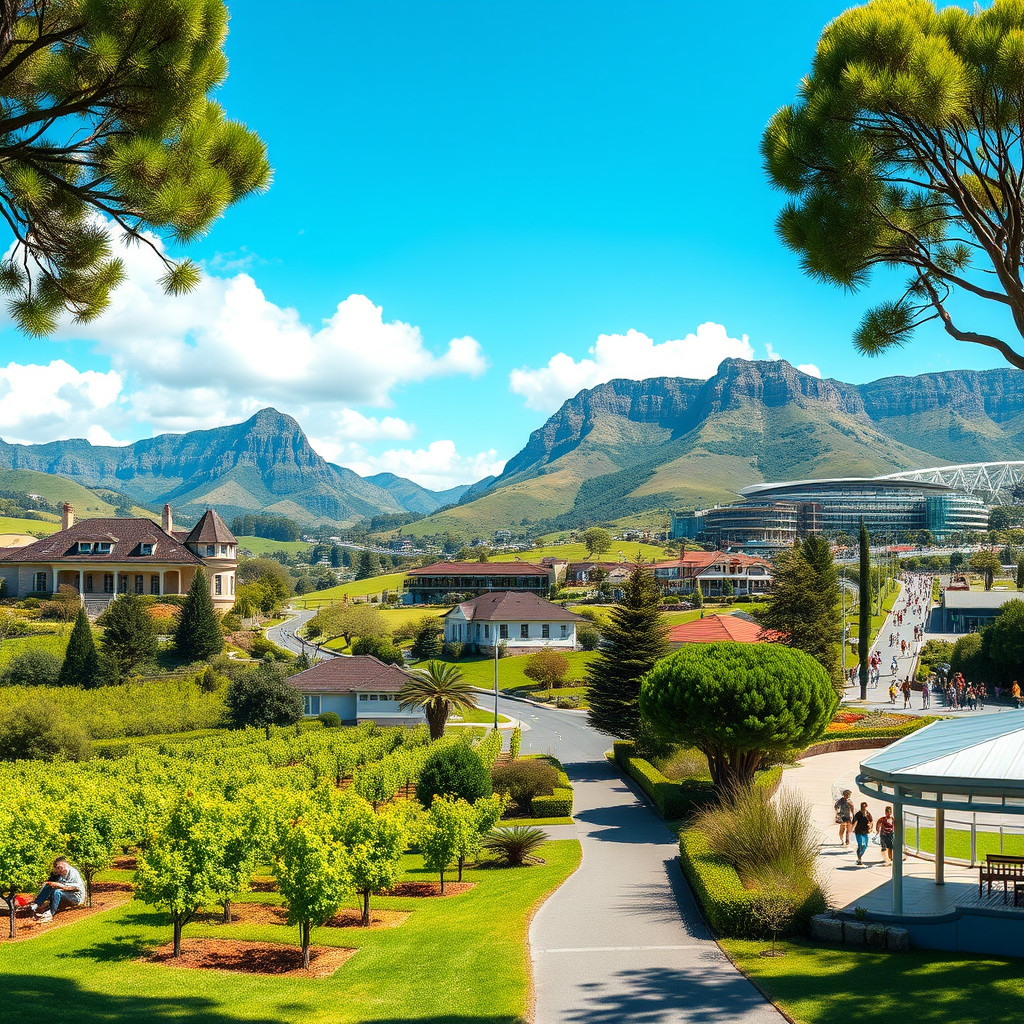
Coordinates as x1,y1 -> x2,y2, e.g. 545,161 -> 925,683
539,945 -> 701,953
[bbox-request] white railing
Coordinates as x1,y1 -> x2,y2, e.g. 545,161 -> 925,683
904,809 -> 1024,866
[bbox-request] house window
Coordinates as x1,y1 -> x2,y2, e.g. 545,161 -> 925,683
77,542 -> 93,554
134,575 -> 144,594
359,694 -> 368,701
118,575 -> 128,593
484,624 -> 490,639
560,624 -> 568,638
302,694 -> 321,716
369,694 -> 378,701
499,624 -> 508,640
214,575 -> 222,596
95,542 -> 111,554
206,544 -> 215,556
139,543 -> 153,556
218,545 -> 226,555
542,624 -> 550,639
85,574 -> 94,593
33,571 -> 46,592
151,575 -> 160,595
520,624 -> 529,639
103,574 -> 114,594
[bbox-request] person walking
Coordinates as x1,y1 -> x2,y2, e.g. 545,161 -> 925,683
921,678 -> 930,710
876,806 -> 897,867
834,790 -> 854,846
852,802 -> 874,865
1013,680 -> 1022,709
901,678 -> 912,709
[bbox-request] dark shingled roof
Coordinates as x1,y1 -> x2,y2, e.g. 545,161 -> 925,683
184,509 -> 237,546
288,655 -> 412,694
448,591 -> 586,623
406,561 -> 551,576
0,517 -> 204,565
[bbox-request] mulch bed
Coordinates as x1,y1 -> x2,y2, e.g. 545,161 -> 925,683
198,903 -> 408,929
249,876 -> 277,892
144,938 -> 355,978
1,891 -> 134,943
111,855 -> 138,870
383,881 -> 475,898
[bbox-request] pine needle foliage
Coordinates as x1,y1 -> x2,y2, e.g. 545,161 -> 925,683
58,606 -> 99,688
99,592 -> 156,680
0,0 -> 271,333
586,560 -> 669,740
173,569 -> 224,662
762,0 -> 1024,370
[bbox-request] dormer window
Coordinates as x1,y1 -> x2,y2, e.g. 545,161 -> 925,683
140,543 -> 154,556
95,542 -> 112,554
77,542 -> 93,554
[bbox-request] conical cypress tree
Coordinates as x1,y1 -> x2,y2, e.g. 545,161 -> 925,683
58,606 -> 100,688
100,591 -> 157,681
174,569 -> 224,662
586,561 -> 669,740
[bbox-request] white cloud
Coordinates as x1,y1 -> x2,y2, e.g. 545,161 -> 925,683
797,363 -> 822,378
0,360 -> 124,444
340,439 -> 505,491
509,323 -> 755,412
765,342 -> 781,361
330,409 -> 416,442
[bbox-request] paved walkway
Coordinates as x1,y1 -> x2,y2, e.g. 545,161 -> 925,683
530,758 -> 784,1024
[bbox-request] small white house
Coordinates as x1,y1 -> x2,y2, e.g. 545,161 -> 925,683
288,656 -> 426,725
444,591 -> 586,655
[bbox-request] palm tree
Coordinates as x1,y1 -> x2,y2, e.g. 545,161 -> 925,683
398,660 -> 478,739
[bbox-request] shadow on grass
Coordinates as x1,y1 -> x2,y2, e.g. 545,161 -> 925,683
0,975 -> 293,1024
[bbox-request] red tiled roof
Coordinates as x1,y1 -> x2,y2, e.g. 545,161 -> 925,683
0,517 -> 203,565
649,552 -> 719,570
406,561 -> 551,576
449,591 -> 586,622
668,615 -> 782,644
288,655 -> 412,694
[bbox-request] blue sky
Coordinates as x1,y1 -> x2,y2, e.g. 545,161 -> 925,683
0,1 -> 1013,489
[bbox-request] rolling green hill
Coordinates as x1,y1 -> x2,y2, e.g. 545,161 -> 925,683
0,469 -> 154,520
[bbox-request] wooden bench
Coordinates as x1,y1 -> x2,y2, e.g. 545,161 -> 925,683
978,854 -> 1024,901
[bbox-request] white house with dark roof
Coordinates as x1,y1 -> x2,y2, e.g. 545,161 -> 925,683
0,502 -> 238,613
444,591 -> 586,655
287,655 -> 426,725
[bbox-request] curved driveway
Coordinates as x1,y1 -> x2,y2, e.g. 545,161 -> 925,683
273,609 -> 782,1024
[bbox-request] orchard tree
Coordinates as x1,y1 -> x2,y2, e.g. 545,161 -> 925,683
308,603 -> 390,648
99,592 -> 156,680
336,798 -> 407,926
454,794 -> 503,882
417,795 -> 462,894
763,0 -> 1024,370
62,794 -> 124,906
134,792 -> 233,957
582,528 -> 612,558
587,561 -> 669,739
273,808 -> 351,969
353,760 -> 401,811
0,0 -> 270,335
399,661 -> 478,740
0,793 -> 58,937
226,660 -> 303,733
639,642 -> 838,792
57,606 -> 99,688
174,570 -> 224,661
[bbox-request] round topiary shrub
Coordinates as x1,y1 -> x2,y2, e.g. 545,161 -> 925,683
416,742 -> 492,807
576,625 -> 600,651
318,711 -> 342,728
491,758 -> 558,813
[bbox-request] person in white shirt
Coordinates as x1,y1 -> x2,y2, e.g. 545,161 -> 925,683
31,857 -> 85,921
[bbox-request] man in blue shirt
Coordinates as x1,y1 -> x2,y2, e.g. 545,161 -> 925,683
31,857 -> 85,922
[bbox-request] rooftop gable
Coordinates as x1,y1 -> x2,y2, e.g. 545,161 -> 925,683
449,590 -> 585,622
185,509 -> 237,546
288,655 -> 413,694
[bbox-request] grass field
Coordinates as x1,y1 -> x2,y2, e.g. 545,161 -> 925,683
490,541 -> 670,564
293,573 -> 408,607
904,824 -> 1024,860
0,631 -> 68,667
237,536 -> 314,557
0,515 -> 59,537
414,651 -> 598,692
2,842 -> 581,1024
721,939 -> 1022,1024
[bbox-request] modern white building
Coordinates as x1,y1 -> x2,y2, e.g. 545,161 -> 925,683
444,591 -> 586,655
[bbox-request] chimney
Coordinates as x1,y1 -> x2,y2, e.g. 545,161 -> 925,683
162,504 -> 173,534
61,503 -> 74,531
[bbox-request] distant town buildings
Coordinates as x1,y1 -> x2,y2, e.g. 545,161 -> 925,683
403,561 -> 564,604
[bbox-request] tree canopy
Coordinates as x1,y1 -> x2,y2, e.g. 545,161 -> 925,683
173,569 -> 224,661
582,528 -> 612,558
762,0 -> 1024,370
0,0 -> 270,335
639,642 -> 838,791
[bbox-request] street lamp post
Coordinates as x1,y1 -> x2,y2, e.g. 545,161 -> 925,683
493,633 -> 499,730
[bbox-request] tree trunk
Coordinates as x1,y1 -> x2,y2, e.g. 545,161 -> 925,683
458,855 -> 464,883
361,889 -> 371,927
427,706 -> 445,740
85,869 -> 94,908
173,917 -> 183,957
222,898 -> 231,923
7,888 -> 16,939
265,723 -> 272,740
439,867 -> 445,895
301,920 -> 311,969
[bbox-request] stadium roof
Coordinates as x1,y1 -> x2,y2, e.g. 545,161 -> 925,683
740,477 -> 956,498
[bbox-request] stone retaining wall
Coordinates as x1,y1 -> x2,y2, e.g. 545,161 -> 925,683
810,914 -> 911,951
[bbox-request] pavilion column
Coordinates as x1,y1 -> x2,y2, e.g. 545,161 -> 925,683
78,570 -> 84,602
892,797 -> 905,915
935,806 -> 945,885
160,570 -> 165,596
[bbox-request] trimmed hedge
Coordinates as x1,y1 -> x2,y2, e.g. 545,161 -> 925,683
613,740 -> 715,820
533,788 -> 573,816
678,826 -> 827,939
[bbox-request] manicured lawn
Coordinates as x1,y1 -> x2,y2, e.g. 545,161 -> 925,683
450,704 -> 513,724
0,630 -> 68,667
419,652 -> 598,692
2,842 -> 581,1024
294,573 -> 409,607
904,824 -> 1024,860
490,541 -> 669,563
0,515 -> 59,536
236,535 -> 314,557
502,816 -> 574,826
721,938 -> 1022,1024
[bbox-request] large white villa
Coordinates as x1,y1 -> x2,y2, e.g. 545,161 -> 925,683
444,591 -> 586,655
0,503 -> 238,613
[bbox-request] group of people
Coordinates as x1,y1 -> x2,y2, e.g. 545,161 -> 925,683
834,790 -> 897,867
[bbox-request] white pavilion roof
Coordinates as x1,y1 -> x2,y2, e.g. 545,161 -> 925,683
859,716 -> 1024,793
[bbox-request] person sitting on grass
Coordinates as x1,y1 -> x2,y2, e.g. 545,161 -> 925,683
31,857 -> 85,922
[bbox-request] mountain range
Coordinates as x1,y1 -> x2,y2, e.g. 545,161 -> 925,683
2,358 -> 1023,535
